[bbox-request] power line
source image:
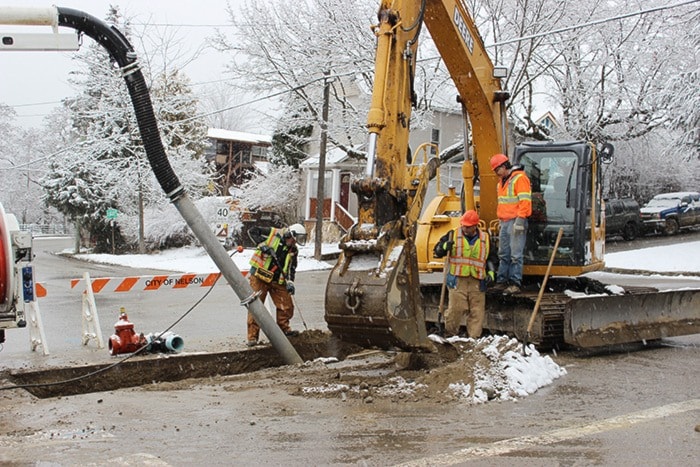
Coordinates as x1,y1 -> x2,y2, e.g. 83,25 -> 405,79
131,22 -> 235,28
178,69 -> 360,124
7,100 -> 63,108
3,0 -> 697,120
488,0 -> 700,47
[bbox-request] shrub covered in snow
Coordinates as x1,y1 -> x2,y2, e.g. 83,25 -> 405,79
119,197 -> 242,250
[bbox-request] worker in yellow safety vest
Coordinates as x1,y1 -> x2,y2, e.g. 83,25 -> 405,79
246,223 -> 307,347
433,210 -> 497,338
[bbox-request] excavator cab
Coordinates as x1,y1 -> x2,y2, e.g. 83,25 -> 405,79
517,141 -> 606,277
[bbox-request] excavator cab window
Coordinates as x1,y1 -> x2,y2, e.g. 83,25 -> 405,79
516,144 -> 593,267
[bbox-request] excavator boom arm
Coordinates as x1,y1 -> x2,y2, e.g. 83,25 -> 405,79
328,0 -> 507,350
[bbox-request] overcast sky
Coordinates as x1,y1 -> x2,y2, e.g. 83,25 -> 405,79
0,1 -> 247,128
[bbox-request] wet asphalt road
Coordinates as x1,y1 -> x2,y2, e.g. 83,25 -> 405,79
0,232 -> 698,465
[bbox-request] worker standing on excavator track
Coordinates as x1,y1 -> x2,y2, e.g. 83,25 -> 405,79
246,223 -> 307,347
433,210 -> 497,338
490,153 -> 532,295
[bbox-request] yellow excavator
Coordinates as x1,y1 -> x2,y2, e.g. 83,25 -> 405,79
325,0 -> 700,350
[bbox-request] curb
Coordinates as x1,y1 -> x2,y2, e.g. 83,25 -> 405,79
602,267 -> 700,278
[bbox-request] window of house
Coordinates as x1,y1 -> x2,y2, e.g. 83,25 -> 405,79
310,172 -> 333,198
251,145 -> 269,160
216,140 -> 230,155
430,128 -> 440,155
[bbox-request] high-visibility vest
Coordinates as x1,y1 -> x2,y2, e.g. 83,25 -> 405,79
448,229 -> 489,279
497,170 -> 532,221
249,228 -> 293,283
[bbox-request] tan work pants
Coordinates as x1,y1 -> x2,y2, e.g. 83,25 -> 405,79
247,275 -> 294,341
445,276 -> 485,338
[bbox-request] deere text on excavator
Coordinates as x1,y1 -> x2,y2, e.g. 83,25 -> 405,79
324,0 -> 700,350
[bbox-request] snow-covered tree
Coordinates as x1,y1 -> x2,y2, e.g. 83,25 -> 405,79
197,81 -> 268,131
270,102 -> 314,168
214,0 -> 456,161
150,69 -> 212,199
41,6 -> 211,253
213,0 -> 371,157
546,2 -> 667,142
0,105 -> 62,225
233,165 -> 302,225
652,8 -> 699,160
461,0 -> 578,139
603,132 -> 700,202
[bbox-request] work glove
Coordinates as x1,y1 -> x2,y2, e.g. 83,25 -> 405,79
513,217 -> 526,234
286,281 -> 295,295
444,240 -> 455,252
484,270 -> 495,286
259,245 -> 274,255
446,273 -> 457,289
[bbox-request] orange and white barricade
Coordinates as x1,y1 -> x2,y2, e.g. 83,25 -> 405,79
27,282 -> 49,355
70,270 -> 249,347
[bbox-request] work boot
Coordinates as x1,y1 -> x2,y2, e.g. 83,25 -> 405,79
246,340 -> 258,347
490,282 -> 507,292
284,330 -> 300,337
503,284 -> 521,295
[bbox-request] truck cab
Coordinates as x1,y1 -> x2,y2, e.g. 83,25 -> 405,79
604,198 -> 641,240
640,191 -> 700,235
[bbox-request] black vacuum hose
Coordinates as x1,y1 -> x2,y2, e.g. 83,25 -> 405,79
57,7 -> 184,200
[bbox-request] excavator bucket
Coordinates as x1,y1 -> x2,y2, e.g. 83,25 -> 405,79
325,238 -> 431,350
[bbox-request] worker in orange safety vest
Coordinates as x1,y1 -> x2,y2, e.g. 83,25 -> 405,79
490,153 -> 532,295
433,210 -> 497,338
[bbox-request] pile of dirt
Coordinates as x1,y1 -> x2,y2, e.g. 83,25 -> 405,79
293,335 -> 567,405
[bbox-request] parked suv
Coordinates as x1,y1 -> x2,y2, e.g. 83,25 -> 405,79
604,198 -> 641,240
640,191 -> 700,235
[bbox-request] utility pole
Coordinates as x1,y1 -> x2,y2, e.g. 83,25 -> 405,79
136,159 -> 146,254
314,70 -> 330,260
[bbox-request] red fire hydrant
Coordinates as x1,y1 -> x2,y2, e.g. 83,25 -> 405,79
109,308 -> 146,355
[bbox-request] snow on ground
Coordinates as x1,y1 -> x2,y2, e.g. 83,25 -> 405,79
74,240 -> 699,274
437,335 -> 567,403
73,243 -> 340,274
604,241 -> 700,273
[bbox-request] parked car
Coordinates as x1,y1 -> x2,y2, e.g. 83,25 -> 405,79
604,198 -> 641,240
640,191 -> 700,235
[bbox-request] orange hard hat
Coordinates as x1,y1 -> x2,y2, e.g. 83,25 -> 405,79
460,210 -> 479,227
490,153 -> 509,171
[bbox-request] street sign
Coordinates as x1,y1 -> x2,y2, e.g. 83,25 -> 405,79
215,205 -> 230,220
106,208 -> 118,220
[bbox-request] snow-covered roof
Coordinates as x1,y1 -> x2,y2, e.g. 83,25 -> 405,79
301,146 -> 362,168
207,128 -> 272,145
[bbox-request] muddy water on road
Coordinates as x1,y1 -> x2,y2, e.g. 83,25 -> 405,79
2,336 -> 697,465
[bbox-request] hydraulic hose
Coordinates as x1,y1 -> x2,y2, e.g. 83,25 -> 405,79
56,7 -> 183,199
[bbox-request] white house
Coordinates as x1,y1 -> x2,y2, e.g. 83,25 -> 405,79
301,107 -> 466,240
300,147 -> 365,235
